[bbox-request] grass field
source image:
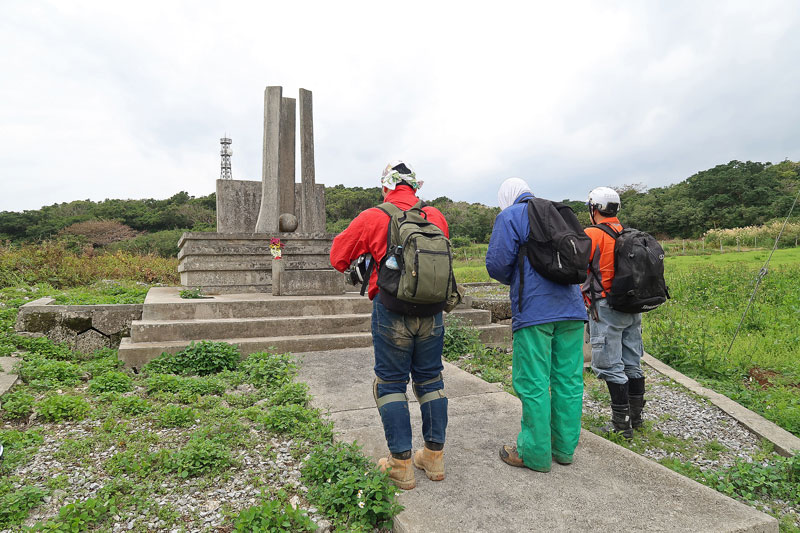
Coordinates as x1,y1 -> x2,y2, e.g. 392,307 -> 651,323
647,248 -> 800,437
454,245 -> 800,437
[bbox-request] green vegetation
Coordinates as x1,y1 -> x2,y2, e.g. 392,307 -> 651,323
2,160 -> 796,255
179,287 -> 206,299
0,241 -> 178,289
0,389 -> 35,420
232,492 -> 316,532
35,395 -> 91,422
0,191 -> 215,243
301,441 -> 403,530
646,248 -> 800,436
88,370 -> 133,394
447,315 -> 798,530
452,243 -> 491,283
166,436 -> 233,477
443,315 -> 513,394
143,340 -> 241,376
0,286 -> 402,529
0,483 -> 46,529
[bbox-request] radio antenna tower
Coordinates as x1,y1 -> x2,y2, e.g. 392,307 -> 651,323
220,136 -> 233,180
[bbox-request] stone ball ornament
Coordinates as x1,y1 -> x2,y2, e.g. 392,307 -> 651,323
279,213 -> 299,232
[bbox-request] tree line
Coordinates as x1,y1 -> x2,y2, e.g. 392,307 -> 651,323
1,159 -> 797,252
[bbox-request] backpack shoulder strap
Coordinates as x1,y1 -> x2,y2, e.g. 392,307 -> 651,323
376,202 -> 400,264
591,223 -> 621,239
376,202 -> 401,217
360,259 -> 374,296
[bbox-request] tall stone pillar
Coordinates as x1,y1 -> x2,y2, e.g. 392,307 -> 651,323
299,88 -> 323,233
279,97 -> 296,218
255,86 -> 282,233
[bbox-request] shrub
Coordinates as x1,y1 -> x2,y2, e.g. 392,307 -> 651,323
262,404 -> 316,434
0,240 -> 178,289
36,395 -> 91,422
443,316 -> 482,362
111,396 -> 151,416
88,371 -> 133,394
17,357 -> 82,390
1,390 -> 35,420
240,352 -> 296,388
450,236 -> 472,248
166,437 -> 233,478
58,219 -> 139,247
301,442 -> 402,529
269,382 -> 309,407
82,352 -> 123,377
31,496 -> 115,531
0,485 -> 46,528
108,228 -> 188,258
156,405 -> 196,428
143,341 -> 240,376
232,493 -> 316,532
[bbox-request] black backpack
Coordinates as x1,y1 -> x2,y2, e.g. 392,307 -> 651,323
591,224 -> 670,313
517,198 -> 592,310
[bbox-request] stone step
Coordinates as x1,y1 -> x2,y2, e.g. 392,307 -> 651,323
132,308 -> 493,343
119,323 -> 508,370
141,288 -> 373,320
131,314 -> 371,342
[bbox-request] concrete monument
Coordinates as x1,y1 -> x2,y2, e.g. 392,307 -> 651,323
178,86 -> 342,296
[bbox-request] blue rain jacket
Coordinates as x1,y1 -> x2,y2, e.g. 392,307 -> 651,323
485,192 -> 587,332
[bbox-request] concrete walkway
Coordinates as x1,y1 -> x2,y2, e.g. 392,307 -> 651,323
0,356 -> 20,396
297,348 -> 777,533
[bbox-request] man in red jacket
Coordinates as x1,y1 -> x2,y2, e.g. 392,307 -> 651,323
330,161 -> 450,490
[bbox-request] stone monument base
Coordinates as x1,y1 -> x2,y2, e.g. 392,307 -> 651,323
178,232 -> 343,295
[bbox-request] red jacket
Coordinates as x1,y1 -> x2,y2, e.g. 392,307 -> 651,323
330,186 -> 449,299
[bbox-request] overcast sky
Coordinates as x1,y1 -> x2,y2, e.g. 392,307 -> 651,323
1,1 -> 799,212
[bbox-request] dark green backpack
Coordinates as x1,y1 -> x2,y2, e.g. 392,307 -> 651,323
375,201 -> 454,315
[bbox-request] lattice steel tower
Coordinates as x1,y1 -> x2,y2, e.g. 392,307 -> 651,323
220,136 -> 233,180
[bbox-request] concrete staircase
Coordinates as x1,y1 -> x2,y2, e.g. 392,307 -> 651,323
118,287 -> 511,369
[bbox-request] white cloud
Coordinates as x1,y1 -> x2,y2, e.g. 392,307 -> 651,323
0,0 -> 798,212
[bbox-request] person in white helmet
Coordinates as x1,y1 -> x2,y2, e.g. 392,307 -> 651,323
582,187 -> 643,439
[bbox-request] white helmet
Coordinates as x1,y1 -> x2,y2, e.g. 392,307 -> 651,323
588,187 -> 621,216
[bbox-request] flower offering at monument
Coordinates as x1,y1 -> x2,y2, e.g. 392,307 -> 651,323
269,238 -> 284,259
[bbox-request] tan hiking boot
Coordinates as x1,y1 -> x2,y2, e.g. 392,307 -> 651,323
413,447 -> 445,481
378,455 -> 416,490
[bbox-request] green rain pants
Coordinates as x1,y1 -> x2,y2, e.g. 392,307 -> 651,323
512,320 -> 584,472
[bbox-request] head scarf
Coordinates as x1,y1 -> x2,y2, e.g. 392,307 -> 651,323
497,177 -> 532,210
380,160 -> 423,190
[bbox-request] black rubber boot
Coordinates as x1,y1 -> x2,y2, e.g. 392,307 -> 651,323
602,381 -> 633,439
628,377 -> 646,430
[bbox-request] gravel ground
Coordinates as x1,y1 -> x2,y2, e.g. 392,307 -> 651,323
1,416 -> 332,533
583,367 -> 764,470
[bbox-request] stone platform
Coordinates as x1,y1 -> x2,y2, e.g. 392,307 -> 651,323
296,347 -> 777,533
177,231 -> 341,294
118,287 -> 511,370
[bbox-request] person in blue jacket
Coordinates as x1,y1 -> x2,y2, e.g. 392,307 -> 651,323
486,177 -> 587,472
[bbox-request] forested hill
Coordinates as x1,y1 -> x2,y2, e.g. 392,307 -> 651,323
616,160 -> 799,238
1,159 -> 797,245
